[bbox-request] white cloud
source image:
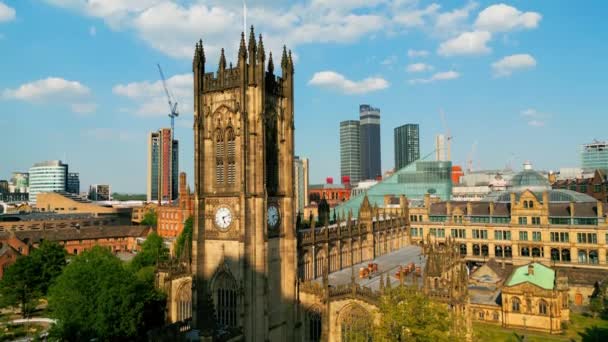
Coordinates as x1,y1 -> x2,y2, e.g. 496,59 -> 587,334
407,49 -> 429,58
438,30 -> 491,56
492,54 -> 536,77
434,1 -> 478,35
89,26 -> 96,36
2,77 -> 90,101
308,71 -> 389,94
2,77 -> 94,114
393,3 -> 440,28
475,4 -> 542,32
0,2 -> 16,22
520,108 -> 548,127
406,63 -> 433,73
381,55 -> 397,66
112,73 -> 193,116
409,70 -> 460,84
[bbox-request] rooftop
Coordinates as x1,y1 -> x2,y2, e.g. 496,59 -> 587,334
505,262 -> 555,290
313,245 -> 425,290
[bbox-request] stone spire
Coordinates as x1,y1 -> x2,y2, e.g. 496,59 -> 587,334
267,52 -> 274,75
238,32 -> 247,60
248,25 -> 256,57
257,34 -> 265,63
281,45 -> 288,69
219,48 -> 226,71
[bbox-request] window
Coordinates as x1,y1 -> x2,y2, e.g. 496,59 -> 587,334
411,228 -> 418,237
430,228 -> 436,237
518,217 -> 528,225
437,228 -> 445,238
473,244 -> 480,256
580,185 -> 587,193
550,217 -> 570,225
573,218 -> 598,225
532,217 -> 541,225
577,233 -> 597,244
306,307 -> 322,342
512,297 -> 521,312
215,272 -> 238,328
215,128 -> 225,184
471,216 -> 490,223
521,247 -> 530,257
550,232 -> 569,243
472,229 -> 487,239
451,229 -> 466,239
459,244 -> 467,256
519,231 -> 528,241
594,184 -> 602,193
523,201 -> 528,208
539,300 -> 548,315
494,230 -> 511,241
532,231 -> 542,241
529,201 -> 534,209
492,217 -> 510,224
429,216 -> 447,222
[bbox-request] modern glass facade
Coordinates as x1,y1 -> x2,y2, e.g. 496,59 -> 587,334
359,104 -> 381,180
335,159 -> 452,217
581,141 -> 608,172
66,172 -> 80,194
340,120 -> 361,184
147,128 -> 179,202
394,124 -> 420,170
10,172 -> 29,193
28,160 -> 68,204
294,156 -> 309,214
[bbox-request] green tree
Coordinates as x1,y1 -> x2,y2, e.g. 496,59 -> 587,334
48,246 -> 165,341
174,216 -> 193,259
140,209 -> 157,227
0,241 -> 67,318
130,232 -> 168,271
372,286 -> 466,342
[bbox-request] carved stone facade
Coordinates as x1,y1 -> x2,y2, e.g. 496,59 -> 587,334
191,27 -> 297,341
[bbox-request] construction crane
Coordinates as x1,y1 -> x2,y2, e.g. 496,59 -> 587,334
439,109 -> 453,161
157,64 -> 179,139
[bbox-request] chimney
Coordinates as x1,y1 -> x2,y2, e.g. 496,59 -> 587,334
424,193 -> 431,208
542,190 -> 549,207
527,264 -> 534,276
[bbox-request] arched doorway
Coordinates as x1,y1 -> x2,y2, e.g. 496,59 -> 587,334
339,303 -> 372,342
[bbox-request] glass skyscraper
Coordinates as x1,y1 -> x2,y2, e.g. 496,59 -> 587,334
581,141 -> 608,173
66,172 -> 80,194
28,160 -> 68,204
359,104 -> 381,181
294,156 -> 309,214
394,124 -> 420,170
148,128 -> 179,202
340,120 -> 361,184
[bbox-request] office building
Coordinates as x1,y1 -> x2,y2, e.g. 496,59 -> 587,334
359,104 -> 381,180
89,184 -> 111,201
10,172 -> 29,193
28,160 -> 68,204
340,120 -> 361,184
294,156 -> 309,214
435,134 -> 448,161
147,128 -> 179,202
67,172 -> 80,194
0,180 -> 8,194
581,140 -> 608,173
157,172 -> 194,238
394,123 -> 420,170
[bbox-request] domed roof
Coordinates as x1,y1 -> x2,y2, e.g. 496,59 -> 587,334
509,162 -> 551,192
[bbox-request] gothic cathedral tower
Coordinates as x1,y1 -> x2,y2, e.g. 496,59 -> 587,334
191,28 -> 297,341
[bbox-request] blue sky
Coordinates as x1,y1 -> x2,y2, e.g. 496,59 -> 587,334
1,0 -> 607,193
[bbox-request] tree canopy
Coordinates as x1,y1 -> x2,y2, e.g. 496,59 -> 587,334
174,216 -> 193,259
130,232 -> 169,271
140,209 -> 157,227
0,241 -> 67,317
372,286 -> 466,342
48,246 -> 165,341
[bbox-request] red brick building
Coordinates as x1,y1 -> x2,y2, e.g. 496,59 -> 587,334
157,172 -> 194,238
308,180 -> 351,207
553,169 -> 608,205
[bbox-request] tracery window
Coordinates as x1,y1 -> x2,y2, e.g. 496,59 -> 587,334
214,272 -> 237,328
306,306 -> 322,342
215,128 -> 225,185
226,127 -> 236,185
340,304 -> 372,342
215,126 -> 237,186
176,281 -> 192,322
539,300 -> 548,315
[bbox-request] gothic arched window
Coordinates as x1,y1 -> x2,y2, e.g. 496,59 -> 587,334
539,300 -> 548,315
265,113 -> 279,194
340,304 -> 372,342
215,128 -> 225,185
176,281 -> 192,322
306,306 -> 322,342
226,127 -> 236,185
214,272 -> 237,328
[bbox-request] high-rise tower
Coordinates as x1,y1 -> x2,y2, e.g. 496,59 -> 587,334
359,104 -> 381,180
394,123 -> 420,170
191,27 -> 297,340
340,120 -> 361,184
147,128 -> 179,202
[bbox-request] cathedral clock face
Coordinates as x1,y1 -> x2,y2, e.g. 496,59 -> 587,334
214,206 -> 233,231
267,205 -> 280,228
